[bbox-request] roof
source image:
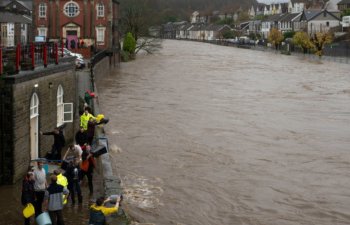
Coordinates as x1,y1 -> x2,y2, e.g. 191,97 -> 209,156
280,13 -> 301,21
16,0 -> 32,10
204,24 -> 231,31
0,0 -> 11,7
263,13 -> 288,22
300,9 -> 340,21
302,9 -> 322,20
338,0 -> 350,4
0,11 -> 31,23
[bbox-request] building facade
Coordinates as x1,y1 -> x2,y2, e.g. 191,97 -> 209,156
0,59 -> 78,184
32,0 -> 120,51
0,0 -> 32,47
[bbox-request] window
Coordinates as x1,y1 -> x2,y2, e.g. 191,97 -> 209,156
39,3 -> 46,18
326,21 -> 329,27
57,85 -> 64,126
96,27 -> 105,43
30,93 -> 39,119
56,85 -> 74,124
64,1 -> 79,17
37,27 -> 47,38
63,103 -> 73,123
97,3 -> 104,17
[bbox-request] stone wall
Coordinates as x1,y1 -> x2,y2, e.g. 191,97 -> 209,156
0,59 -> 78,184
93,56 -> 111,85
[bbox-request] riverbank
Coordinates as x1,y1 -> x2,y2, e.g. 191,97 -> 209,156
76,53 -> 131,224
173,38 -> 350,64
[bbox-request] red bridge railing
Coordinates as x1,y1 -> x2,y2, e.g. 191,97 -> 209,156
0,42 -> 66,76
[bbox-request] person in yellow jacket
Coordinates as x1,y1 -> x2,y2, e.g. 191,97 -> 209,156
80,108 -> 95,131
89,196 -> 121,225
54,170 -> 68,205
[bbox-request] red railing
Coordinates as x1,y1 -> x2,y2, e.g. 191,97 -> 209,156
0,42 -> 66,76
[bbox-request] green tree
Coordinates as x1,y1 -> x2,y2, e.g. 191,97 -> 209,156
123,32 -> 136,54
222,30 -> 235,39
283,31 -> 295,40
341,9 -> 350,17
268,28 -> 284,50
292,31 -> 314,54
216,18 -> 234,25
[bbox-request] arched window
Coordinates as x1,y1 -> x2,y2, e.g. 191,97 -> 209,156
57,85 -> 64,126
39,3 -> 47,18
97,3 -> 104,17
64,1 -> 80,17
30,93 -> 39,118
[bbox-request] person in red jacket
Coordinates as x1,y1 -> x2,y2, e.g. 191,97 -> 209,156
80,146 -> 95,195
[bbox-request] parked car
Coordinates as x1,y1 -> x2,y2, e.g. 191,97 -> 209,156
60,48 -> 83,59
75,57 -> 86,69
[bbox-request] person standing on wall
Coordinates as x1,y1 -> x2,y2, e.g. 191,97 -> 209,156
41,127 -> 66,160
43,175 -> 69,225
21,169 -> 35,225
33,161 -> 47,218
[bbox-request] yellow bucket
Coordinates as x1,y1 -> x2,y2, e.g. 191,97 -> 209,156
23,203 -> 35,218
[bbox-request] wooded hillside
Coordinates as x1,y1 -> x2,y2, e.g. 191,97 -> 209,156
118,0 -> 257,25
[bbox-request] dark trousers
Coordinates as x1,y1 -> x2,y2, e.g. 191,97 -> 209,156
68,180 -> 82,204
34,191 -> 45,217
24,217 -> 30,225
53,146 -> 63,160
49,210 -> 64,225
81,171 -> 93,194
87,136 -> 94,145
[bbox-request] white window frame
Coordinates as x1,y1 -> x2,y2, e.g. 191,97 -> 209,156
96,27 -> 105,43
39,3 -> 46,18
30,93 -> 39,119
37,27 -> 47,38
64,1 -> 80,17
57,85 -> 64,126
63,103 -> 73,123
97,3 -> 104,17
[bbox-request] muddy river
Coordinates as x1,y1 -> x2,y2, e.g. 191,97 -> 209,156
97,40 -> 350,225
0,40 -> 349,225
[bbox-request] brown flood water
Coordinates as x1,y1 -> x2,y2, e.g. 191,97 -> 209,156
98,40 -> 350,225
0,40 -> 349,225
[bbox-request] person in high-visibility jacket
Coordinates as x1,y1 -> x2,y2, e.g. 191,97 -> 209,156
89,196 -> 121,225
54,170 -> 68,205
80,108 -> 95,131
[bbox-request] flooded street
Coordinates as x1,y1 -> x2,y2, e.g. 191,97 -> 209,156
98,40 -> 350,225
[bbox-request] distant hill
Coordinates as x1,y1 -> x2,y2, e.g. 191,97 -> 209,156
118,0 -> 257,25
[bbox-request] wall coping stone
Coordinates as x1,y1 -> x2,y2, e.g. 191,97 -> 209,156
2,57 -> 76,84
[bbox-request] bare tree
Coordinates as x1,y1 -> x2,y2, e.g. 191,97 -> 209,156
135,38 -> 163,54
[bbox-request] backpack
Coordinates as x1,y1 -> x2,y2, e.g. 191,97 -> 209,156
89,209 -> 106,225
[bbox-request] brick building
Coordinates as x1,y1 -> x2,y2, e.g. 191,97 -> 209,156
32,0 -> 120,51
